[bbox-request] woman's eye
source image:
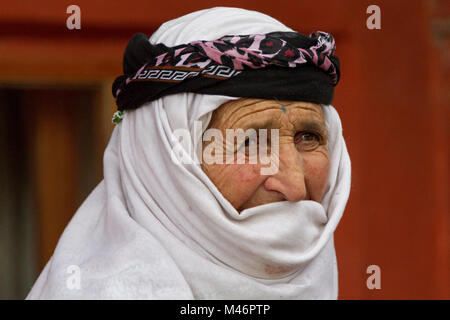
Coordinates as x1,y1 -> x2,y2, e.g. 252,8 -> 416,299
238,137 -> 258,155
294,131 -> 321,151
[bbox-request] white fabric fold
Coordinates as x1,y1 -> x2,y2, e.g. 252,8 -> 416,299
27,7 -> 351,300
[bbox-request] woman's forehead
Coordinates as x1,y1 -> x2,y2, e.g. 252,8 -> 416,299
209,98 -> 324,129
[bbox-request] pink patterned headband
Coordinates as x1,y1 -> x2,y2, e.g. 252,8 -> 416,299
112,31 -> 340,112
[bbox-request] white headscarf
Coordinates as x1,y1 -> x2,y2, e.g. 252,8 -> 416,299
27,7 -> 351,300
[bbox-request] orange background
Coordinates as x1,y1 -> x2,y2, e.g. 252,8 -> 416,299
0,0 -> 448,299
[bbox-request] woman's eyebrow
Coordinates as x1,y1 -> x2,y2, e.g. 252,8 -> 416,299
235,118 -> 327,134
229,108 -> 279,129
239,118 -> 276,130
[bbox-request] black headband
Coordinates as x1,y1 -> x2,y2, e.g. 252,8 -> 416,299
112,31 -> 340,111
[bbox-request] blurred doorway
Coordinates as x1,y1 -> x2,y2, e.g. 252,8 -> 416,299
0,86 -> 112,299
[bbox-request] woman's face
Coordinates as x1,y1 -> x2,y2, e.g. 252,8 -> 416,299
201,98 -> 330,212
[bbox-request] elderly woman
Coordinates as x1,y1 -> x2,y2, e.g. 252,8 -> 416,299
27,7 -> 350,299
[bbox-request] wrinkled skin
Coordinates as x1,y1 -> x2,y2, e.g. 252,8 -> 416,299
201,98 -> 329,212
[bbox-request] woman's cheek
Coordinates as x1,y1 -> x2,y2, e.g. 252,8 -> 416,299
305,152 -> 330,201
223,164 -> 264,208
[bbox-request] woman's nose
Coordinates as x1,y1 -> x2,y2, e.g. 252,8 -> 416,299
263,143 -> 308,202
